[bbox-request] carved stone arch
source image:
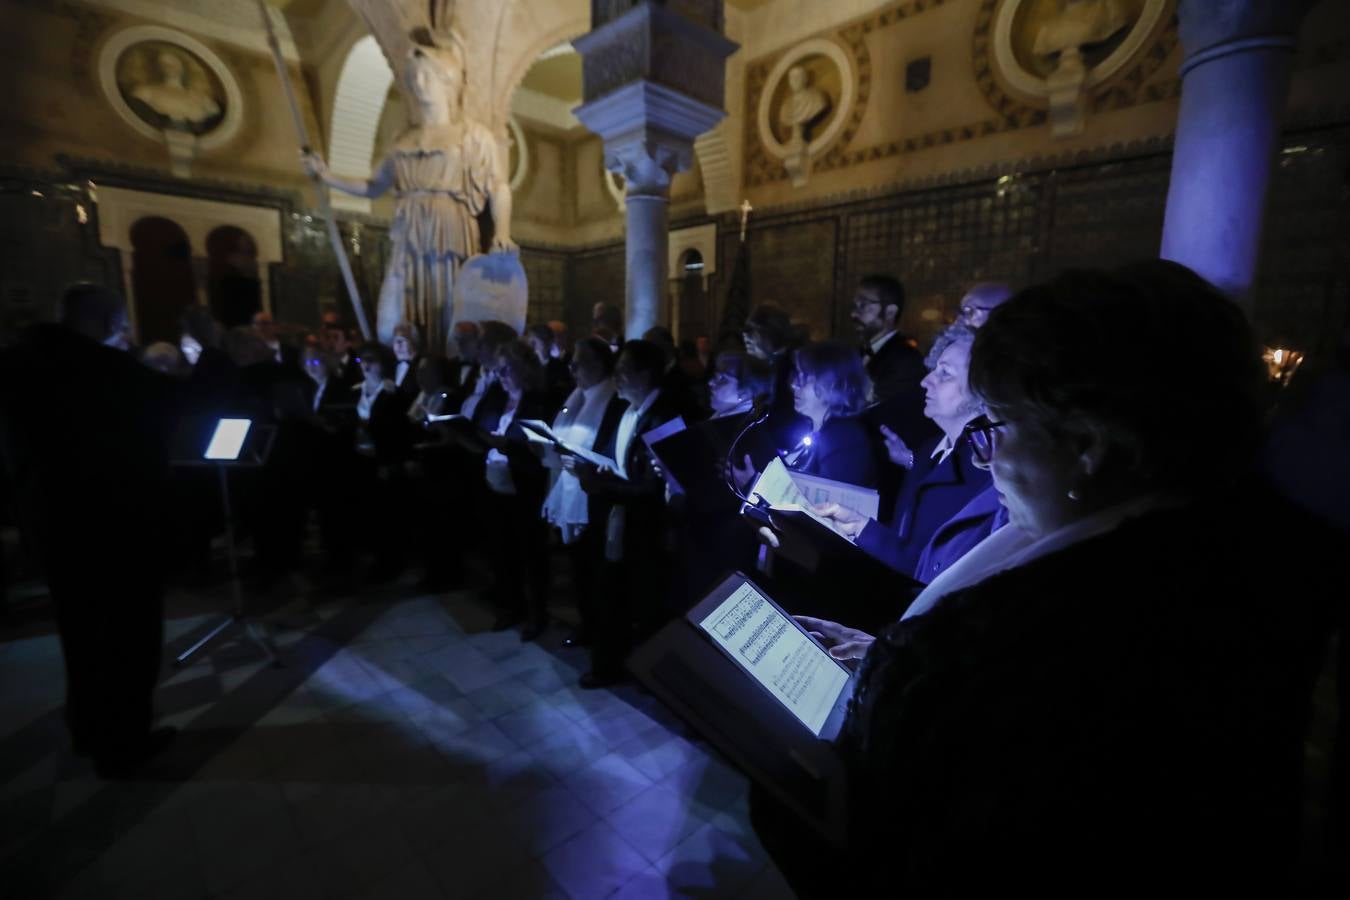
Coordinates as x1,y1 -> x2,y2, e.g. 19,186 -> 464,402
327,34 -> 396,214
491,14 -> 591,134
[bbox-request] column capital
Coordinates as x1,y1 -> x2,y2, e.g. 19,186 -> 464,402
1177,0 -> 1312,74
573,80 -> 727,193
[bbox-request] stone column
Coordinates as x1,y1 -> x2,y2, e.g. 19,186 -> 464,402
1159,0 -> 1312,305
615,145 -> 680,337
573,3 -> 737,338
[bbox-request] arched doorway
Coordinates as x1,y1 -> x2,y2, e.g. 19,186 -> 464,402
206,225 -> 261,328
130,216 -> 195,345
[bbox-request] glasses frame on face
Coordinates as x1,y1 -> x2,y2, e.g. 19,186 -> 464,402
962,413 -> 1007,465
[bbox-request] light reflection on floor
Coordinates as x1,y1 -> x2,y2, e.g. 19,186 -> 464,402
0,581 -> 794,899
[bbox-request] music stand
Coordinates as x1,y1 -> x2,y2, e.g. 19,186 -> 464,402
171,417 -> 280,668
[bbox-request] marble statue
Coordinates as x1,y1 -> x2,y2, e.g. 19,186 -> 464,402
129,49 -> 221,131
304,29 -> 515,352
777,65 -> 830,149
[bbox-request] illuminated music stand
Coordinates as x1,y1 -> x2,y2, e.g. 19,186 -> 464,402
173,417 -> 280,668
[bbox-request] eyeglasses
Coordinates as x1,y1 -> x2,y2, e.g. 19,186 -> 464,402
709,371 -> 737,386
960,304 -> 995,319
962,413 -> 1007,464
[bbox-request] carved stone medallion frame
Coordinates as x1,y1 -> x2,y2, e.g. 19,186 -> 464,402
98,25 -> 244,172
990,0 -> 1170,137
756,38 -> 856,187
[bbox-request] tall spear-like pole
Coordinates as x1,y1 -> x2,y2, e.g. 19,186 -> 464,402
255,0 -> 373,340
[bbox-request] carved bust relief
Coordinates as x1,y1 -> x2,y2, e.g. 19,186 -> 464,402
98,25 -> 245,172
116,41 -> 226,135
990,0 -> 1169,137
757,39 -> 855,188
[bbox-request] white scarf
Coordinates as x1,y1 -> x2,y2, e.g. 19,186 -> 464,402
542,379 -> 617,543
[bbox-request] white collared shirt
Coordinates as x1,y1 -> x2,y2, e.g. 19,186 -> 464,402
930,432 -> 957,467
311,378 -> 327,412
902,493 -> 1177,621
394,359 -> 412,388
614,389 -> 660,478
869,330 -> 898,357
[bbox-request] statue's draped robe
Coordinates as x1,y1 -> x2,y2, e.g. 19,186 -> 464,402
377,121 -> 496,353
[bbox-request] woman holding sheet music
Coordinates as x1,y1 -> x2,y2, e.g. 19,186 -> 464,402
812,323 -> 998,585
751,262 -> 1338,894
566,340 -> 680,687
540,337 -> 626,650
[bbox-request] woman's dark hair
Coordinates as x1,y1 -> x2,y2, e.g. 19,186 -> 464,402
714,351 -> 773,402
794,341 -> 872,418
744,305 -> 799,354
968,261 -> 1265,493
478,320 -> 519,352
574,336 -> 616,376
356,341 -> 395,375
497,339 -> 543,392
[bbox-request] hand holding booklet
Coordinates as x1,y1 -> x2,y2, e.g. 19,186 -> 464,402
518,419 -> 620,475
744,458 -> 863,542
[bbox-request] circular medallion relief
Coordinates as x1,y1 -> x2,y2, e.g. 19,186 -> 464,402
756,38 -> 855,161
99,26 -> 243,149
990,0 -> 1168,103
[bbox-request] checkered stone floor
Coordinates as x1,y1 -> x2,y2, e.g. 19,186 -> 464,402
0,582 -> 795,899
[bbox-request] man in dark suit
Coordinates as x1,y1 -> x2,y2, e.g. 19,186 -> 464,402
852,275 -> 938,517
252,310 -> 299,372
322,320 -> 363,388
0,284 -> 176,777
569,339 -> 680,687
390,322 -> 423,410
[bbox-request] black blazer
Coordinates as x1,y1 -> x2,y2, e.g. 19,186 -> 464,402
834,486 -> 1337,892
392,354 -> 422,406
787,414 -> 879,488
856,435 -> 992,578
865,334 -> 926,407
491,392 -> 553,504
584,392 -> 680,558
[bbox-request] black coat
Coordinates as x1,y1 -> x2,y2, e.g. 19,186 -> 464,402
787,414 -> 879,488
856,435 -> 992,579
864,333 -> 926,407
836,486 -> 1337,892
584,392 -> 680,560
392,354 -> 422,406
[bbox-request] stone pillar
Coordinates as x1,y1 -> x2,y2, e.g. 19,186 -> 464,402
573,2 -> 737,338
615,145 -> 679,337
1159,0 -> 1312,305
